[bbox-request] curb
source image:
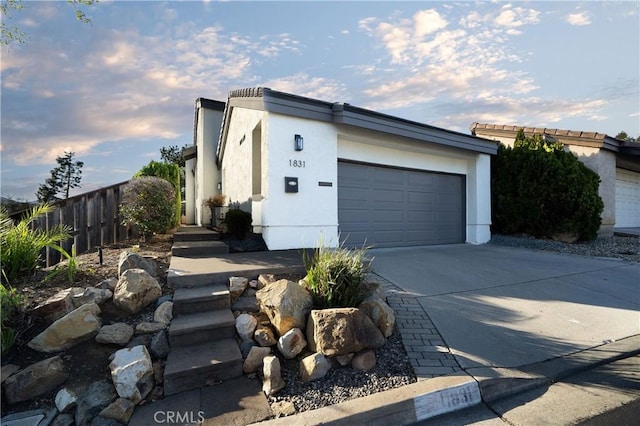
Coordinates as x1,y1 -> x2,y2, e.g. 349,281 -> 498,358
251,335 -> 640,426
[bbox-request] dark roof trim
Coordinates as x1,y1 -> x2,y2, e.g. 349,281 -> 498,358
196,97 -> 226,111
182,145 -> 197,161
216,88 -> 497,164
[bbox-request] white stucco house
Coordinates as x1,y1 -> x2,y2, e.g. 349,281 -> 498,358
471,123 -> 640,234
184,88 -> 498,250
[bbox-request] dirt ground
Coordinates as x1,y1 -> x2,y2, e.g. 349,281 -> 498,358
1,233 -> 173,417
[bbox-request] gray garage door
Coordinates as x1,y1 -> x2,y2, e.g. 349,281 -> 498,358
338,161 -> 465,248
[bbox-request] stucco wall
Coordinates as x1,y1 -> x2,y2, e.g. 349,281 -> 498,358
196,107 -> 224,226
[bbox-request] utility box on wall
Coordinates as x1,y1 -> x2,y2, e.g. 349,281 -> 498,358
284,176 -> 299,193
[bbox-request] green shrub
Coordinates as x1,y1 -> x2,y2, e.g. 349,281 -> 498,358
223,209 -> 252,239
0,204 -> 71,285
0,283 -> 23,353
135,161 -> 181,228
492,129 -> 604,241
302,241 -> 371,308
119,176 -> 176,239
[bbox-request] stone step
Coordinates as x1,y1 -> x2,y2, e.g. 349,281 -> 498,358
168,309 -> 236,347
173,227 -> 221,242
171,240 -> 229,257
173,284 -> 230,315
163,339 -> 242,396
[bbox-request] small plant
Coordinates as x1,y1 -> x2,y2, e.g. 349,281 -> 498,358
302,239 -> 371,308
0,204 -> 71,284
222,208 -> 252,239
205,194 -> 226,208
46,243 -> 80,283
1,283 -> 23,353
119,176 -> 176,240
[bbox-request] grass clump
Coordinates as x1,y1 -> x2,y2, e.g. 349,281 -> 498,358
302,240 -> 371,309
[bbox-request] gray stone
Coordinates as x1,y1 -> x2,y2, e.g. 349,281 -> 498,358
153,301 -> 173,324
75,380 -> 117,426
240,340 -> 256,356
3,356 -> 68,403
262,355 -> 285,396
72,287 -> 113,307
52,413 -> 75,426
256,279 -> 312,336
95,323 -> 134,346
95,277 -> 118,291
30,287 -> 84,322
352,349 -> 376,371
55,387 -> 78,413
155,294 -> 172,307
28,303 -> 101,353
109,345 -> 154,404
277,328 -> 307,359
135,321 -> 167,334
271,401 -> 296,418
0,408 -> 57,426
335,353 -> 354,366
299,352 -> 331,382
254,326 -> 277,347
127,334 -> 152,349
118,251 -> 158,277
249,279 -> 259,289
150,330 -> 170,359
243,346 -> 271,374
99,398 -> 135,424
229,276 -> 249,303
1,364 -> 20,384
113,269 -> 162,314
306,308 -> 386,356
358,296 -> 396,338
235,313 -> 258,342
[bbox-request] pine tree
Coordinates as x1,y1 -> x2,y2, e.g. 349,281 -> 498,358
36,152 -> 84,202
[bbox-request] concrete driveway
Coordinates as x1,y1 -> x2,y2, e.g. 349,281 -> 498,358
370,244 -> 640,370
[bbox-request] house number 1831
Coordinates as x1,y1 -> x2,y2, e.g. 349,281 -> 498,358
289,160 -> 306,168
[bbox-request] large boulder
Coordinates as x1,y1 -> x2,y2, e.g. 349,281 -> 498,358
109,345 -> 154,404
299,353 -> 331,382
30,287 -> 85,322
118,251 -> 158,277
358,296 -> 396,338
28,303 -> 102,353
306,308 -> 385,356
256,279 -> 312,336
113,269 -> 162,314
3,356 -> 68,404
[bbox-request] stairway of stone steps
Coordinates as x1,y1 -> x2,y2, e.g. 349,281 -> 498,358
163,227 -> 242,396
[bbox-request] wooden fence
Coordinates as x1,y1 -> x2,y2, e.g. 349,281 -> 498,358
23,181 -> 140,267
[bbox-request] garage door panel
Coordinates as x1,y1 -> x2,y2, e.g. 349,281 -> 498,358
338,161 -> 465,247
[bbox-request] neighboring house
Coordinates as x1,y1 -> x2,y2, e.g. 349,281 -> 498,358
471,123 -> 640,234
185,87 -> 498,250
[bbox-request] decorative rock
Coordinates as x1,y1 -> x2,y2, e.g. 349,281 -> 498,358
299,352 -> 331,382
118,251 -> 158,277
249,279 -> 259,289
72,287 -> 113,308
75,380 -> 117,426
96,323 -> 134,346
28,303 -> 101,353
243,346 -> 271,374
262,355 -> 285,396
1,364 -> 20,384
55,387 -> 78,413
352,349 -> 376,371
113,269 -> 162,314
135,321 -> 167,334
229,276 -> 249,303
109,345 -> 154,404
306,308 -> 385,356
246,288 -> 257,297
52,413 -> 74,426
1,409 -> 57,426
2,356 -> 67,404
358,296 -> 396,338
235,313 -> 258,342
361,282 -> 385,300
277,328 -> 307,359
254,326 -> 277,347
150,330 -> 170,359
99,398 -> 135,424
156,294 -> 172,307
127,334 -> 152,349
30,287 -> 84,322
240,340 -> 257,356
335,353 -> 354,366
153,301 -> 173,324
256,279 -> 313,336
257,274 -> 276,289
271,401 -> 296,418
95,277 -> 118,291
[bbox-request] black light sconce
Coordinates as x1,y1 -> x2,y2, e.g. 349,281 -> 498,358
294,134 -> 304,151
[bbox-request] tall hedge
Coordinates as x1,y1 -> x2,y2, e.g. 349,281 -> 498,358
491,129 -> 604,241
135,161 -> 181,228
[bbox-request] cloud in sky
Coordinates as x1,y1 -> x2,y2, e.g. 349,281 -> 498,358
566,12 -> 592,26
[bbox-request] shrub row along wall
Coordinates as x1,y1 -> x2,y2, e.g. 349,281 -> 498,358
24,181 -> 140,268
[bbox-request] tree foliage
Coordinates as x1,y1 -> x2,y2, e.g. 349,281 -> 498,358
491,129 -> 604,242
119,176 -> 176,238
615,131 -> 636,142
37,152 -> 84,203
135,161 -> 181,227
160,145 -> 187,168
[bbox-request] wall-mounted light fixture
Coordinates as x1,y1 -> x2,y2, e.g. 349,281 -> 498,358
294,134 -> 304,151
217,182 -> 222,190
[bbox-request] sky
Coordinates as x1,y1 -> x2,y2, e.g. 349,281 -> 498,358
1,1 -> 639,201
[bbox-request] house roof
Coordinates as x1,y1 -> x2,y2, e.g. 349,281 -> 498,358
470,122 -> 640,156
213,87 -> 498,165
